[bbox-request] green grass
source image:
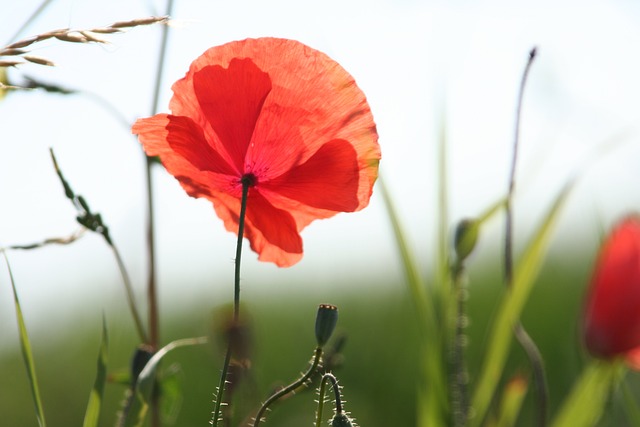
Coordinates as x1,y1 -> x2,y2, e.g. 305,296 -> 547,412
2,261 -> 636,427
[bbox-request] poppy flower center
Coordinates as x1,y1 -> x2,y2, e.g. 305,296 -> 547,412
241,173 -> 258,187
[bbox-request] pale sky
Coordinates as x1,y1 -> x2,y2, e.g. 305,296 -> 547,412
2,0 -> 640,338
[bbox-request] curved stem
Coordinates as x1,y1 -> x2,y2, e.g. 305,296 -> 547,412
315,373 -> 342,427
505,47 -> 548,427
254,347 -> 323,426
211,179 -> 251,427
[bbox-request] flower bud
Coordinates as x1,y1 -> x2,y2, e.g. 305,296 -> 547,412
331,413 -> 354,427
583,215 -> 640,369
131,344 -> 154,383
454,218 -> 479,262
315,304 -> 338,347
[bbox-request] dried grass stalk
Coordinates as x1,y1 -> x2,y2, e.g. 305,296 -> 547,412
0,16 -> 169,68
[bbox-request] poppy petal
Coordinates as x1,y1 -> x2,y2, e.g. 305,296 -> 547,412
193,58 -> 272,173
262,139 -> 359,212
165,115 -> 236,175
211,189 -> 303,267
133,114 -> 236,200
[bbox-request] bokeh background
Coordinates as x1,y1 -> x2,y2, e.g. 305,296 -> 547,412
2,0 -> 640,425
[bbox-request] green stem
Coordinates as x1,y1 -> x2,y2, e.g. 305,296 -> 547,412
315,373 -> 342,427
450,260 -> 468,427
211,179 -> 251,427
504,47 -> 548,427
110,243 -> 148,344
146,0 -> 175,353
146,4 -> 174,426
254,347 -> 323,426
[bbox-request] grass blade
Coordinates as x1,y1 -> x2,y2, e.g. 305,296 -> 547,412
83,316 -> 109,427
378,176 -> 448,426
551,360 -> 622,427
470,181 -> 573,427
3,252 -> 46,427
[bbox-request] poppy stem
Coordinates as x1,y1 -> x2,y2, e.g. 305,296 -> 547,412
211,179 -> 251,427
315,373 -> 342,427
253,347 -> 323,426
505,47 -> 548,427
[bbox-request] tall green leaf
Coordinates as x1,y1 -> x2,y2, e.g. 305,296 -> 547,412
83,316 -> 109,427
551,360 -> 622,427
378,177 -> 448,426
470,181 -> 573,427
4,252 -> 46,427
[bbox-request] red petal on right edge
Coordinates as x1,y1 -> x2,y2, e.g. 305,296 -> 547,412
263,139 -> 359,212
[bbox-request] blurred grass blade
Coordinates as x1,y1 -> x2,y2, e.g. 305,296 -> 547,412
622,377 -> 640,425
471,181 -> 573,427
551,360 -> 622,427
3,252 -> 46,427
494,374 -> 529,427
436,116 -> 453,326
122,337 -> 207,427
83,316 -> 109,427
378,176 -> 448,426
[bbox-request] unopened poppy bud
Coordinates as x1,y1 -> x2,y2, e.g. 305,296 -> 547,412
315,304 -> 338,347
583,215 -> 640,369
131,344 -> 154,383
331,413 -> 354,427
454,218 -> 479,262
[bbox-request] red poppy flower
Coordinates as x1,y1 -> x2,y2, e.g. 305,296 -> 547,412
132,38 -> 380,267
582,215 -> 640,369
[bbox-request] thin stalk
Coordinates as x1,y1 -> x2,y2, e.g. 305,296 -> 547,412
253,347 -> 323,426
450,260 -> 468,427
504,47 -> 548,427
110,243 -> 149,344
146,2 -> 174,426
211,179 -> 251,427
146,0 -> 175,353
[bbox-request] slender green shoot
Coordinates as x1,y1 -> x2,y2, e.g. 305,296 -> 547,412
50,148 -> 148,344
378,175 -> 448,426
83,316 -> 109,427
471,180 -> 574,427
3,251 -> 46,427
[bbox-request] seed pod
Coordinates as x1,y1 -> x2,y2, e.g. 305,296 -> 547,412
315,304 -> 338,347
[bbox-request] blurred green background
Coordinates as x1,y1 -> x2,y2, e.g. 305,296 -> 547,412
3,254 -> 638,426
